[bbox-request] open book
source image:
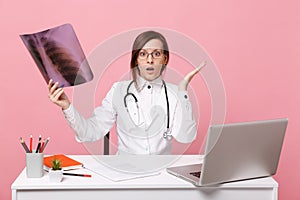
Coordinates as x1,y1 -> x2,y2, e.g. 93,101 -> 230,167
20,23 -> 93,87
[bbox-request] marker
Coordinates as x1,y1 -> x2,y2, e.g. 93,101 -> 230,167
19,137 -> 30,153
63,172 -> 92,177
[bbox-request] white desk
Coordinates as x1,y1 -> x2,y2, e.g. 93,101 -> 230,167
11,155 -> 278,200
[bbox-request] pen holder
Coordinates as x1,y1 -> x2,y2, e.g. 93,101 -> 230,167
26,152 -> 44,178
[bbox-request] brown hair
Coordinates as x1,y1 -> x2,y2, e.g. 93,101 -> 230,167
130,31 -> 169,83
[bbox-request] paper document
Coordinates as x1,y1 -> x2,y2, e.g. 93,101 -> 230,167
85,162 -> 161,182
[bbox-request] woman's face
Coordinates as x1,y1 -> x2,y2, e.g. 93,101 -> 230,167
136,39 -> 167,81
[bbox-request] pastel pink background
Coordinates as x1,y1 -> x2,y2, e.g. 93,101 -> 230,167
1,0 -> 299,199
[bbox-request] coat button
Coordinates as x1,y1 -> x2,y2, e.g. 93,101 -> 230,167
147,85 -> 151,89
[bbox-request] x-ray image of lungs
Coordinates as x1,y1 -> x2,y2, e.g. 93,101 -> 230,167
20,23 -> 93,87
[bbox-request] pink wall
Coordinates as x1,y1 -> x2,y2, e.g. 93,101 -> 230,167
1,0 -> 299,199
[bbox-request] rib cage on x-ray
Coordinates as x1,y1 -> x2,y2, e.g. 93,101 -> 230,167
26,34 -> 86,86
20,23 -> 93,87
43,38 -> 86,85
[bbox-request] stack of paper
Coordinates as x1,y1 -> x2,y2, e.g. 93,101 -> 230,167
84,162 -> 161,182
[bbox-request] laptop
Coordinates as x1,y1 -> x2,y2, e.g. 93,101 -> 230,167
167,118 -> 288,186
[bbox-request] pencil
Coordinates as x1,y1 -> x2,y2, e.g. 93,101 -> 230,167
63,172 -> 92,177
40,139 -> 45,153
42,137 -> 50,153
29,135 -> 33,153
35,135 -> 42,153
19,137 -> 30,153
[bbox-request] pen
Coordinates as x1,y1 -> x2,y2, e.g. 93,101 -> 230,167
63,172 -> 92,177
42,137 -> 50,153
29,135 -> 33,153
19,137 -> 30,153
35,135 -> 42,153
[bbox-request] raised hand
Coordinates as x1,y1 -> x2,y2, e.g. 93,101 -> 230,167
48,79 -> 71,110
178,60 -> 206,91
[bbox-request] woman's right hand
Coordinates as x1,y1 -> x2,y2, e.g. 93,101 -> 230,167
48,79 -> 71,110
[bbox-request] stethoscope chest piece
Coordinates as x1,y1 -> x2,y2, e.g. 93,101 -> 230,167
163,129 -> 172,140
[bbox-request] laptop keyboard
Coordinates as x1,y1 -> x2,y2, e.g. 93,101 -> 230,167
190,171 -> 201,178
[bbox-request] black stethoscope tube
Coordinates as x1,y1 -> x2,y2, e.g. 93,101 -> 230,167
124,80 -> 171,139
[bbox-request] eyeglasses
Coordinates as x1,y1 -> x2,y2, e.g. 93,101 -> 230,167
138,49 -> 164,60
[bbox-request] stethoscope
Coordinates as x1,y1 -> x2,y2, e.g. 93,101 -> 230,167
123,80 -> 172,140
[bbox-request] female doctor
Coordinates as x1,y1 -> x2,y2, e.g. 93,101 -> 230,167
48,31 -> 205,155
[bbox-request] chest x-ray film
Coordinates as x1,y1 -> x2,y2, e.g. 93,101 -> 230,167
20,23 -> 93,87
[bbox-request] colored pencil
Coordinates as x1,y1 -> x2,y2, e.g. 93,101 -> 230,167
19,137 -> 30,153
29,135 -> 33,153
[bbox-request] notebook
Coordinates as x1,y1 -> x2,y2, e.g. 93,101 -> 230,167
44,154 -> 83,171
167,118 -> 288,186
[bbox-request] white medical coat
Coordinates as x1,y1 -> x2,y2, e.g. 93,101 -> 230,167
63,76 -> 197,155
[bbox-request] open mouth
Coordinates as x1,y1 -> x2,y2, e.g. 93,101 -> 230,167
146,67 -> 155,71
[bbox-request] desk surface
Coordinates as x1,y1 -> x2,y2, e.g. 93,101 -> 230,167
12,155 -> 278,190
12,155 -> 279,200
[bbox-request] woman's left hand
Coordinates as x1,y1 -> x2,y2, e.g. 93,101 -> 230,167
178,60 -> 206,91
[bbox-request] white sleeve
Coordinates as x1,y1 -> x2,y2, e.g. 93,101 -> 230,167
62,83 -> 117,142
171,90 -> 197,143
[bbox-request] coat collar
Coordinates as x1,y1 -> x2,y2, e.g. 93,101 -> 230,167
136,75 -> 163,92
